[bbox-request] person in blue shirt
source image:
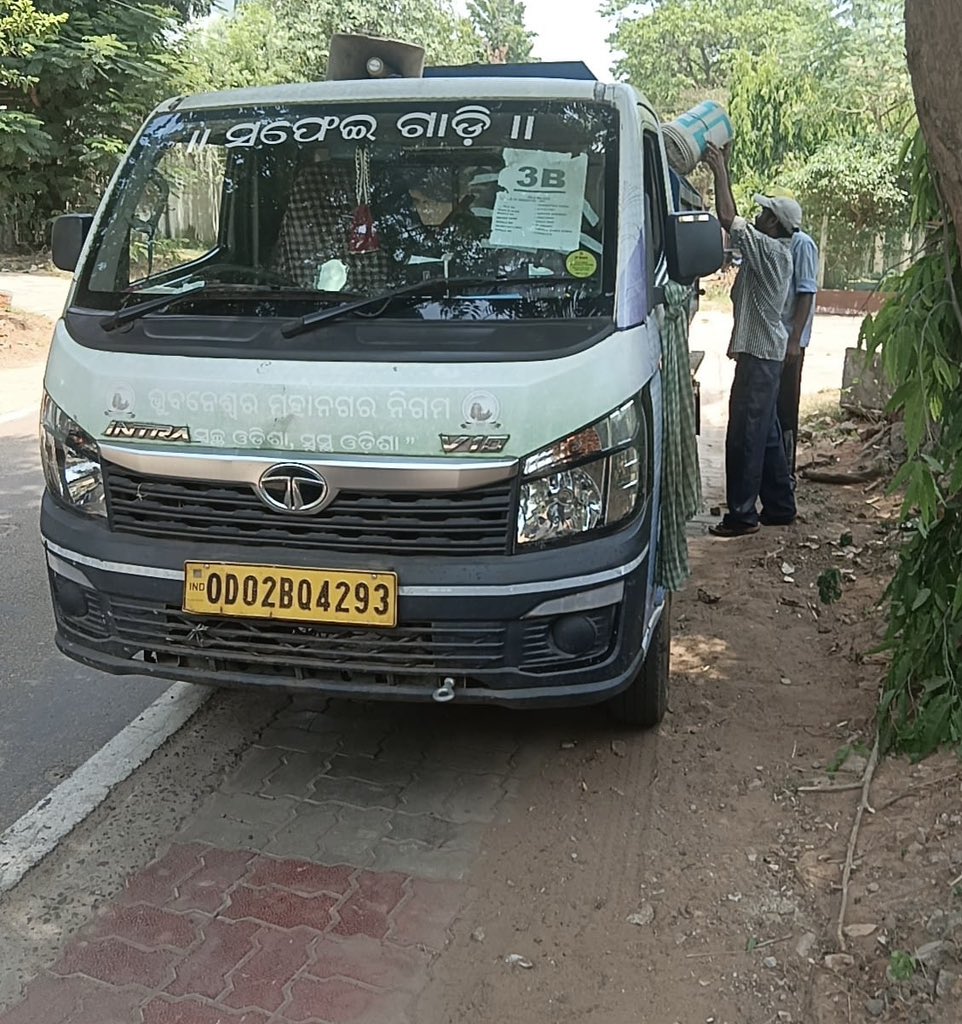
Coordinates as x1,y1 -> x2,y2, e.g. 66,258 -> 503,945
777,211 -> 819,487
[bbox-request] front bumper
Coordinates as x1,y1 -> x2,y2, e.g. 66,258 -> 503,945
41,494 -> 658,708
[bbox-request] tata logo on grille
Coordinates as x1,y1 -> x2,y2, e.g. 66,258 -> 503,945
256,464 -> 329,514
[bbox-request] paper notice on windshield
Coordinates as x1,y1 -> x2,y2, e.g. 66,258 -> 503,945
488,149 -> 588,253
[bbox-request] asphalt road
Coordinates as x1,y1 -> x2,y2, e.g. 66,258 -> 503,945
0,410 -> 168,832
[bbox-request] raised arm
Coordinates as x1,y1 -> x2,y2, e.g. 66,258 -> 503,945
704,142 -> 736,231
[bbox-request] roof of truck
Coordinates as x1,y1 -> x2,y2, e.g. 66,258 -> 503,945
424,61 -> 598,81
159,76 -> 634,113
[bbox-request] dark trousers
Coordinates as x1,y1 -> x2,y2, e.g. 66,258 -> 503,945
777,350 -> 806,484
724,353 -> 796,528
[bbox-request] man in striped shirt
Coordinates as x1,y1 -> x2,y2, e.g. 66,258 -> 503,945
703,143 -> 797,537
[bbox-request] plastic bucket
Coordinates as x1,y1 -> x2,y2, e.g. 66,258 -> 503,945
662,101 -> 734,174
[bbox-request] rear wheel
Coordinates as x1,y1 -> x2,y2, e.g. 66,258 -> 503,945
609,595 -> 670,727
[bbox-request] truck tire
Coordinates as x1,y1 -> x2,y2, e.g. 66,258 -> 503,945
609,596 -> 670,727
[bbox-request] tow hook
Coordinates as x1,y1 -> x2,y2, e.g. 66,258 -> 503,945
432,676 -> 457,703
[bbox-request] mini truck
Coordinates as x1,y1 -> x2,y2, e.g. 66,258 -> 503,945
41,36 -> 722,725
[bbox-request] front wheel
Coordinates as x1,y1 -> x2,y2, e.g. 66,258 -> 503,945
609,595 -> 670,727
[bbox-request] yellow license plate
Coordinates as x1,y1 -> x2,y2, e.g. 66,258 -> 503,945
183,562 -> 398,628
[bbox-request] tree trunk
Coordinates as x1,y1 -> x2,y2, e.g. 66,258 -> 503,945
905,0 -> 962,251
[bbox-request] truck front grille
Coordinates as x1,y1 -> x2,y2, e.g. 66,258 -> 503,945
79,596 -> 618,678
103,463 -> 516,556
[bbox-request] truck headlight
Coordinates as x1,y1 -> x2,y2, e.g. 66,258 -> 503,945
40,394 -> 106,516
517,397 -> 647,547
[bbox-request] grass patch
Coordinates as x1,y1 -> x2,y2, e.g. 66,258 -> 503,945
800,389 -> 843,426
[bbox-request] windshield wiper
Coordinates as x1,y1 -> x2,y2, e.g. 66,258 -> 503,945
281,274 -> 578,339
100,283 -> 360,332
100,283 -> 208,332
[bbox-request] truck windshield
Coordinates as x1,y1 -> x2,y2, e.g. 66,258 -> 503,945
75,99 -> 618,322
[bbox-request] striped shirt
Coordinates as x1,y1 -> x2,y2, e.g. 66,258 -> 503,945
729,216 -> 794,361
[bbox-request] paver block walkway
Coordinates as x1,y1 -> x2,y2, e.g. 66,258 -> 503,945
0,699 -> 517,1024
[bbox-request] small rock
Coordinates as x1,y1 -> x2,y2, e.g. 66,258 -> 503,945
779,676 -> 792,686
795,932 -> 817,959
927,910 -> 962,939
867,882 -> 880,893
909,973 -> 937,998
763,955 -> 778,969
766,896 -> 797,917
627,903 -> 656,927
697,588 -> 721,605
560,741 -> 576,750
611,740 -> 628,758
937,968 -> 962,999
781,562 -> 796,576
864,998 -> 885,1018
824,953 -> 855,972
796,850 -> 839,890
841,754 -> 868,775
915,940 -> 954,970
504,953 -> 533,968
844,923 -> 878,938
471,927 -> 485,943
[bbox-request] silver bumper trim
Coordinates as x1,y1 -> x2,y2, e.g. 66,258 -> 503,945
43,540 -> 649,598
100,444 -> 517,493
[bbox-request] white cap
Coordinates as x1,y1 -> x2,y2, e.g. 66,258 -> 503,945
753,193 -> 803,233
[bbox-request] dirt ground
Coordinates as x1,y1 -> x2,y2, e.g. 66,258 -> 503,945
416,432 -> 962,1024
0,309 -> 54,369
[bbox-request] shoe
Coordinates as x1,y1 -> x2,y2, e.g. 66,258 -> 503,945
708,521 -> 760,538
760,513 -> 796,527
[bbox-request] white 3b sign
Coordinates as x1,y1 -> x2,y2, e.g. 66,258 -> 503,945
490,149 -> 589,253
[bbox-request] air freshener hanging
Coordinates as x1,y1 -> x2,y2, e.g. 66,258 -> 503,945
348,148 -> 380,254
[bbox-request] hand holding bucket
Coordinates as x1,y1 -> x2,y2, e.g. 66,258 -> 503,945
662,101 -> 734,175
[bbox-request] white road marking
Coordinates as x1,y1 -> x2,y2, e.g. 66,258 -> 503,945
0,681 -> 210,894
0,405 -> 39,426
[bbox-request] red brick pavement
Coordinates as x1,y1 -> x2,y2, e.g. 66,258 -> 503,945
0,844 -> 463,1024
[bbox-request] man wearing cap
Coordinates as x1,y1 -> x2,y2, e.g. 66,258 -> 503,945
703,143 -> 797,537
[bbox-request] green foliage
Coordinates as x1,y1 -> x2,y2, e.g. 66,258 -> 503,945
727,48 -> 831,186
0,0 -> 67,87
782,139 -> 907,232
861,130 -> 962,759
0,1 -> 66,220
0,1 -> 212,250
2,0 -> 494,247
606,0 -> 911,272
826,741 -> 870,775
888,950 -> 916,982
467,0 -> 534,63
605,0 -> 836,115
817,568 -> 843,606
176,0 -> 485,94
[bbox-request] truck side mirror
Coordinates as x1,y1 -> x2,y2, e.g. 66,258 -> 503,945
665,211 -> 723,286
51,213 -> 95,272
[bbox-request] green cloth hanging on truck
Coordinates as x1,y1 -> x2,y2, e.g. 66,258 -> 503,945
656,281 -> 702,590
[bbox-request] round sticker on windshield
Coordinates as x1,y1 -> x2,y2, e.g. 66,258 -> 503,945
565,250 -> 598,278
